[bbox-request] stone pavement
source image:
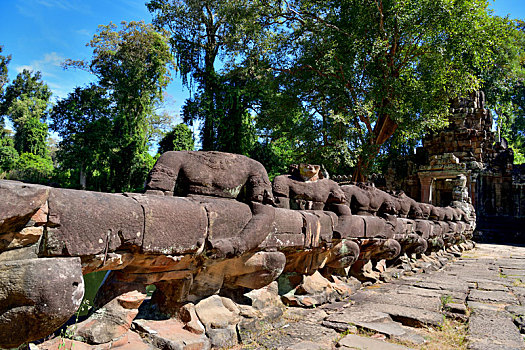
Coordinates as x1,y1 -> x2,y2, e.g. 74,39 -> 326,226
35,244 -> 525,349
242,243 -> 525,350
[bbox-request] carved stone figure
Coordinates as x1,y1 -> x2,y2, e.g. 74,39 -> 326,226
146,151 -> 274,204
341,183 -> 396,216
272,163 -> 359,277
0,151 -> 476,348
273,163 -> 345,210
146,151 -> 276,257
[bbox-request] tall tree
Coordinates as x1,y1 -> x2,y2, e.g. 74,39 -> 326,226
1,70 -> 52,157
241,0 -> 524,180
0,45 -> 17,173
0,69 -> 54,183
147,0 -> 259,151
0,45 -> 11,97
0,119 -> 18,173
65,21 -> 173,191
49,85 -> 113,190
482,19 -> 525,164
158,123 -> 195,154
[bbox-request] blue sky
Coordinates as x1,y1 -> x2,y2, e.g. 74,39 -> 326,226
0,0 -> 186,124
1,0 -> 524,128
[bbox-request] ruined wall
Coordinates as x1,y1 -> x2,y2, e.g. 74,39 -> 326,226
381,91 -> 525,241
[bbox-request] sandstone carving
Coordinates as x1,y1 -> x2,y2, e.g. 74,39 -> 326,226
273,163 -> 345,210
0,151 -> 474,348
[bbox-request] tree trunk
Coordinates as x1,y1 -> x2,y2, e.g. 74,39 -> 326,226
79,166 -> 87,190
352,114 -> 398,182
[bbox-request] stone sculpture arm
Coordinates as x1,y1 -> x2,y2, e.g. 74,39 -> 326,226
144,151 -> 183,195
247,163 -> 274,204
327,182 -> 346,205
272,175 -> 291,209
211,201 -> 276,258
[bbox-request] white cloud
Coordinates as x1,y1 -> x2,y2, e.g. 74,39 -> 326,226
16,0 -> 92,18
35,0 -> 89,12
15,52 -> 65,78
75,29 -> 92,37
15,65 -> 35,73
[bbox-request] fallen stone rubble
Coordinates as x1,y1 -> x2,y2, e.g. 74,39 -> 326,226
0,151 -> 478,348
33,243 -> 490,350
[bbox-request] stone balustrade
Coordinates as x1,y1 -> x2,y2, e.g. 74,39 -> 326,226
0,151 -> 475,348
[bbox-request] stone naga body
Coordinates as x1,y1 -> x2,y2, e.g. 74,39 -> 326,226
0,151 -> 474,348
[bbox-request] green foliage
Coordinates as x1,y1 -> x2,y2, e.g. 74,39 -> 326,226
0,45 -> 11,96
158,123 -> 195,154
250,137 -> 298,180
182,70 -> 258,154
13,113 -> 49,157
49,85 -> 113,190
62,21 -> 173,191
231,0 -> 525,178
0,145 -> 18,173
480,19 -> 525,165
0,51 -> 54,181
1,69 -> 51,117
148,0 -> 261,152
0,113 -> 18,174
0,70 -> 52,161
10,152 -> 53,183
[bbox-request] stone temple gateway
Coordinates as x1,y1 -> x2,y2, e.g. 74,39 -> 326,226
383,91 -> 525,242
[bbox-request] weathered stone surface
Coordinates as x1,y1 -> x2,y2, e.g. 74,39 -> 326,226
273,173 -> 345,210
445,302 -> 468,314
506,305 -> 525,316
352,289 -> 442,312
236,282 -> 287,343
368,303 -> 444,327
131,194 -> 208,255
285,340 -> 332,350
338,334 -> 413,350
413,280 -> 469,294
468,289 -> 519,305
179,302 -> 205,334
212,201 -> 276,256
195,295 -> 240,329
0,226 -> 43,250
356,238 -> 402,262
262,208 -> 305,249
341,183 -> 396,216
0,244 -> 38,262
255,320 -> 338,349
37,337 -> 98,350
0,258 -> 84,348
324,308 -> 392,329
467,301 -> 504,312
468,309 -> 524,350
0,180 -> 49,235
229,251 -> 287,289
477,281 -> 509,291
45,188 -> 144,256
133,318 -> 211,350
324,239 -> 360,269
93,271 -> 148,308
395,285 -> 466,302
146,151 -> 273,203
243,281 -> 285,311
71,290 -> 146,344
194,295 -> 240,348
282,271 -> 350,307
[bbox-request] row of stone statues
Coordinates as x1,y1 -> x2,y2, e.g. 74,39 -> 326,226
0,151 -> 475,348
